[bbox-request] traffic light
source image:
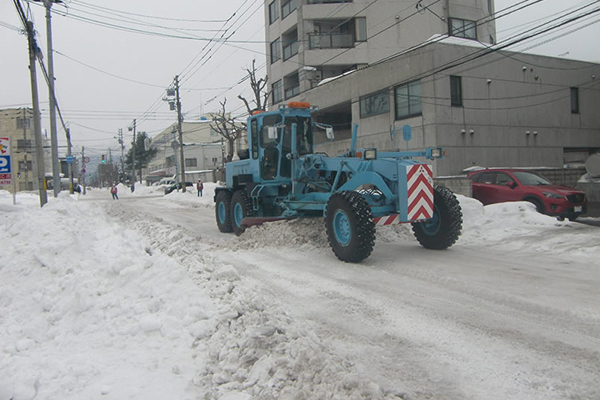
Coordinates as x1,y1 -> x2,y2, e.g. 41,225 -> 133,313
101,154 -> 106,163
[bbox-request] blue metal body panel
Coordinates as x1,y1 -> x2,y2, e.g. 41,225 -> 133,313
217,104 -> 443,224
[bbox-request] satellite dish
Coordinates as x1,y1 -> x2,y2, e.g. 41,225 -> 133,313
586,153 -> 600,177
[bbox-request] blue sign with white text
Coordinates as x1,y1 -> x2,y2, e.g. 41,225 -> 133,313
0,156 -> 10,173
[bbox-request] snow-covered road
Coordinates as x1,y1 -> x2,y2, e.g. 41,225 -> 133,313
99,185 -> 600,400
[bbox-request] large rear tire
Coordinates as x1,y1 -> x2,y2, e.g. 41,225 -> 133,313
325,191 -> 375,263
412,186 -> 462,250
231,190 -> 253,236
215,190 -> 233,233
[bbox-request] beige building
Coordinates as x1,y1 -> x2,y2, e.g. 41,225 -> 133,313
0,108 -> 38,191
145,119 -> 224,183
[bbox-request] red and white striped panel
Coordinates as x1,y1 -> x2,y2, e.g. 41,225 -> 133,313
373,214 -> 400,226
407,164 -> 434,221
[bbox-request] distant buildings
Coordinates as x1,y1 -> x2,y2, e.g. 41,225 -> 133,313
144,119 -> 226,184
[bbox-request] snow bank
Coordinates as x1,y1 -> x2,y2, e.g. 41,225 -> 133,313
0,192 -> 400,399
0,194 -> 211,399
458,196 -> 600,259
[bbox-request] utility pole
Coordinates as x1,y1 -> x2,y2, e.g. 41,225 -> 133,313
66,128 -> 73,193
129,119 -> 136,184
175,75 -> 186,192
117,128 -> 124,179
22,108 -> 30,187
14,0 -> 48,206
81,146 -> 86,195
38,0 -> 61,197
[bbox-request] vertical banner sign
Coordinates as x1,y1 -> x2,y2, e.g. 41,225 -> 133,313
0,137 -> 11,186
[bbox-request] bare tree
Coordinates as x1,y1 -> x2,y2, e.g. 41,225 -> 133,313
210,99 -> 245,162
238,59 -> 269,114
211,60 -> 268,162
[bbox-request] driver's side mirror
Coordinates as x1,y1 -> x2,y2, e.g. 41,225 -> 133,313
326,127 -> 334,140
267,126 -> 277,139
506,180 -> 517,189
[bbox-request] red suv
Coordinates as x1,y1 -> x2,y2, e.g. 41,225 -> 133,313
468,169 -> 587,220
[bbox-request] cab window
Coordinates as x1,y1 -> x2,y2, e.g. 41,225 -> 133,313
250,118 -> 259,159
260,115 -> 282,147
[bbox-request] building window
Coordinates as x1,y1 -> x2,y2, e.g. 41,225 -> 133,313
285,84 -> 300,99
272,80 -> 283,104
282,29 -> 299,60
450,76 -> 462,107
309,19 -> 357,49
571,87 -> 579,114
360,89 -> 389,118
17,139 -> 33,150
283,40 -> 299,60
269,0 -> 279,24
395,80 -> 422,120
16,117 -> 31,129
270,39 -> 281,63
449,18 -> 476,40
281,0 -> 297,19
19,160 -> 33,171
355,17 -> 367,42
185,158 -> 197,168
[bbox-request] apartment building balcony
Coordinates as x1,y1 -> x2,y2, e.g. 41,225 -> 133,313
309,32 -> 353,49
283,40 -> 299,61
285,85 -> 301,99
307,0 -> 352,4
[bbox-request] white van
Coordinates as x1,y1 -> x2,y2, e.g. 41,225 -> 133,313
157,177 -> 176,186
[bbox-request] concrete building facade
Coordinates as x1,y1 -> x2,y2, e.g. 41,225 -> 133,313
0,108 -> 39,191
296,39 -> 600,176
266,0 -> 496,106
263,0 -> 600,179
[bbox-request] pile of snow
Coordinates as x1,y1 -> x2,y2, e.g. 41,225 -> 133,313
0,191 -> 400,400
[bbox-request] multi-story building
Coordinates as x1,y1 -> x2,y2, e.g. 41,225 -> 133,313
0,108 -> 38,191
300,38 -> 600,177
266,0 -> 496,107
145,119 -> 224,183
264,0 -> 600,185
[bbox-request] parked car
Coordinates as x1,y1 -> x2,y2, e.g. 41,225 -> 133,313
468,169 -> 587,220
164,181 -> 193,195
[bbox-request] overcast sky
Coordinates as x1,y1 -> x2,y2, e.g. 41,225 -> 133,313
1,0 -> 598,164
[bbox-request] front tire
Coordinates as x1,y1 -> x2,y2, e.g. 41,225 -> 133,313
325,191 -> 375,263
231,190 -> 253,236
215,190 -> 233,233
525,197 -> 545,214
412,186 -> 462,250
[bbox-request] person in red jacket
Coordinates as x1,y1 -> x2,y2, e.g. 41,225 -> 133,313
197,179 -> 203,197
110,184 -> 118,200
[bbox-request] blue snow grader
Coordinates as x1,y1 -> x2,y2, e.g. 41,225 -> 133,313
214,101 -> 462,262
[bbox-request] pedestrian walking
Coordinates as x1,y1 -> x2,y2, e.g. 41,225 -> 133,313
197,179 -> 204,197
110,184 -> 118,200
